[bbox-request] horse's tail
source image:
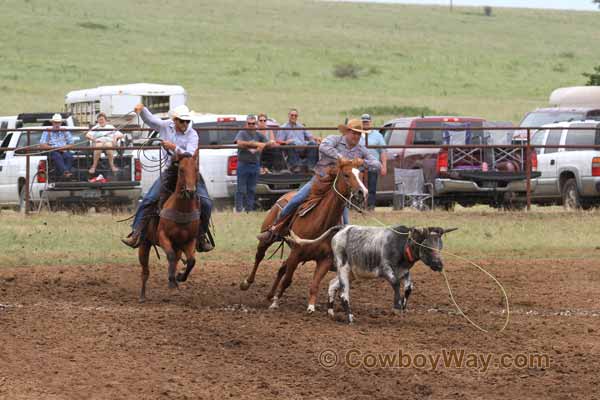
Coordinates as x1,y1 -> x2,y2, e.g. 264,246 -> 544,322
287,225 -> 345,247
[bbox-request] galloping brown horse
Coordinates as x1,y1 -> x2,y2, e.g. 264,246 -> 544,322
240,158 -> 368,312
137,150 -> 200,302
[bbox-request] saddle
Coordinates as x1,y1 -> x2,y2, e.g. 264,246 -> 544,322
268,172 -> 336,236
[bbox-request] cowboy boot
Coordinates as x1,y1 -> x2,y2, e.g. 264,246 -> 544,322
196,229 -> 214,252
121,230 -> 141,248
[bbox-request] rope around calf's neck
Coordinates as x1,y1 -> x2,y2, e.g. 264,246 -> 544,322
331,174 -> 510,333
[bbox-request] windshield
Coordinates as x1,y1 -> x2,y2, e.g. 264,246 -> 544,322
520,111 -> 586,128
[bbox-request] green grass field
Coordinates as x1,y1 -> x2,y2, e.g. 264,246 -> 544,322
0,208 -> 597,268
0,0 -> 598,127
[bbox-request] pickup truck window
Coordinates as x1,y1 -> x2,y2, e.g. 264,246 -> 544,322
531,130 -> 547,154
564,129 -> 600,152
0,133 -> 13,160
16,132 -> 43,149
388,125 -> 408,146
194,122 -> 245,145
545,130 -> 562,154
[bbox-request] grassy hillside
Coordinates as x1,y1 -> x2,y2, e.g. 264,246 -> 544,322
0,0 -> 598,126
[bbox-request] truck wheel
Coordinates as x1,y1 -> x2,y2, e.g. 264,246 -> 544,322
562,178 -> 582,210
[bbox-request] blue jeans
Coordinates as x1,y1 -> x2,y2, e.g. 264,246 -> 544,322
236,161 -> 260,212
278,176 -> 349,224
284,140 -> 318,168
49,150 -> 73,176
367,170 -> 379,208
132,175 -> 213,233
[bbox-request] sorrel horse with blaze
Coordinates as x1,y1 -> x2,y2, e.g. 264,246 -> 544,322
137,150 -> 200,302
240,158 -> 368,312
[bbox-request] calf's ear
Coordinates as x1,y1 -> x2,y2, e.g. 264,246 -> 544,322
442,227 -> 458,235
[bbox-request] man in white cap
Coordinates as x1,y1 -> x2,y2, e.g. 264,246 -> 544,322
359,113 -> 387,210
39,113 -> 74,178
122,104 -> 214,252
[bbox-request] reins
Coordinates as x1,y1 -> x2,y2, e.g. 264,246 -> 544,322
332,173 -> 510,333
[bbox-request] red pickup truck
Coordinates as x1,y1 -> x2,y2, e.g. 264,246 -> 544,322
374,116 -> 540,209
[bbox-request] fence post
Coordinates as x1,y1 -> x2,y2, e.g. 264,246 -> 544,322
25,130 -> 30,214
525,128 -> 531,211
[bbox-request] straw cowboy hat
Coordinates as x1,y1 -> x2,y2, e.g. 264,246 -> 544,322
338,118 -> 368,135
171,105 -> 192,121
51,113 -> 63,123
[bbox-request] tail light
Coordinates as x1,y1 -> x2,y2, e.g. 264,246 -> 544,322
436,150 -> 448,173
530,151 -> 538,172
592,157 -> 600,176
227,155 -> 238,176
37,160 -> 46,183
134,159 -> 142,181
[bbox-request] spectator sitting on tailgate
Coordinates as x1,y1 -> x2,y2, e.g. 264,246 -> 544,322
276,108 -> 320,173
39,113 -> 74,179
257,113 -> 286,173
85,112 -> 124,174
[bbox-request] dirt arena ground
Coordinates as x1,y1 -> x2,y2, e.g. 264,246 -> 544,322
1,256 -> 599,399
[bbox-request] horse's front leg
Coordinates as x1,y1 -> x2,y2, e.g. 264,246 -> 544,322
159,231 -> 179,289
177,240 -> 197,282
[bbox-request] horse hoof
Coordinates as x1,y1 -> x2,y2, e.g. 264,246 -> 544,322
139,297 -> 146,304
176,273 -> 186,282
269,300 -> 279,310
306,304 -> 316,314
168,280 -> 178,289
239,280 -> 251,291
327,308 -> 335,319
348,314 -> 355,324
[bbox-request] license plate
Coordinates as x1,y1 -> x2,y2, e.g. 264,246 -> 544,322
81,189 -> 101,198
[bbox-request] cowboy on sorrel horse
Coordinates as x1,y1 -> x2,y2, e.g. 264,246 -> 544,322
240,119 -> 382,312
136,150 -> 201,302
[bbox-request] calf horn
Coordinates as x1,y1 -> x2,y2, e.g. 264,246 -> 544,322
443,227 -> 459,234
286,225 -> 345,247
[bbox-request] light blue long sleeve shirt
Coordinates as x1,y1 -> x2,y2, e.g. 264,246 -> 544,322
276,122 -> 314,144
314,135 -> 381,176
40,129 -> 73,147
139,107 -> 198,168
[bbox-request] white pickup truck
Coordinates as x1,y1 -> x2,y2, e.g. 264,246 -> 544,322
0,113 -> 142,211
531,120 -> 600,209
138,114 -> 247,209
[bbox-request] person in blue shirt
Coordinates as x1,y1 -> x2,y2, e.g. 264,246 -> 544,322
39,113 -> 74,179
121,104 -> 213,252
276,109 -> 320,173
359,114 -> 388,210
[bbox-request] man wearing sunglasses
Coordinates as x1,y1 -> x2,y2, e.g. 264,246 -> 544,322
234,114 -> 275,212
277,108 -> 319,173
122,103 -> 214,252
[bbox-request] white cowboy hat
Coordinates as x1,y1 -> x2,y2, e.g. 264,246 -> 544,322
51,113 -> 63,123
171,105 -> 192,121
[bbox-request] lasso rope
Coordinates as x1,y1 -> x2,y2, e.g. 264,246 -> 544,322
331,172 -> 510,332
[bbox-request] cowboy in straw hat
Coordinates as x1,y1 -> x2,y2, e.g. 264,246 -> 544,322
39,113 -> 75,178
122,104 -> 214,252
257,118 -> 381,243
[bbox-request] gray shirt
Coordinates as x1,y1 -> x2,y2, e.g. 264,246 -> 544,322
234,129 -> 268,164
314,135 -> 382,176
139,107 -> 198,168
276,122 -> 314,144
